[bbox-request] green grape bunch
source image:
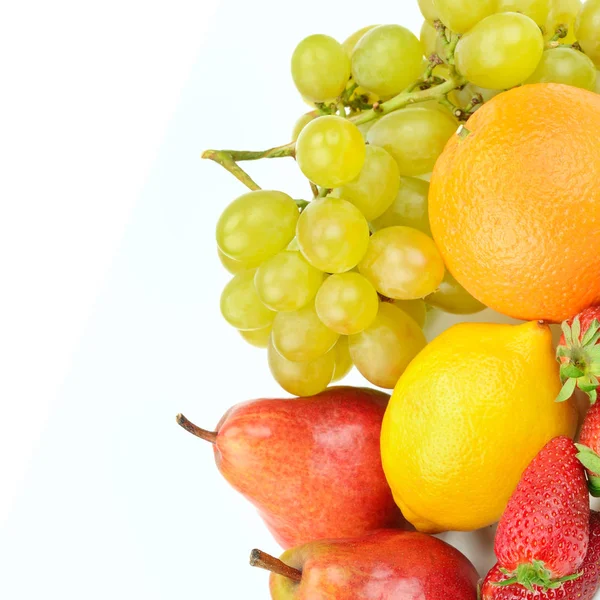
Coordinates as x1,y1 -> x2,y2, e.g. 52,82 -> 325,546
205,0 -> 600,397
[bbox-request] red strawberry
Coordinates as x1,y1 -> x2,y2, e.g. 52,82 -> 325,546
556,306 -> 600,404
481,511 -> 600,599
577,402 -> 600,497
493,436 -> 590,589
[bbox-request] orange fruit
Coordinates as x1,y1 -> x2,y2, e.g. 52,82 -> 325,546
429,83 -> 600,323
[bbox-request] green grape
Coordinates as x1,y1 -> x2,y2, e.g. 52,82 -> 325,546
332,337 -> 353,382
432,63 -> 453,79
597,71 -> 600,92
426,271 -> 487,315
546,0 -> 582,44
296,197 -> 370,273
217,247 -> 261,274
454,83 -> 501,111
315,272 -> 379,335
393,299 -> 427,327
496,0 -> 551,26
296,116 -> 366,188
331,146 -> 400,221
420,21 -> 443,58
418,99 -> 458,120
367,107 -> 458,177
220,270 -> 276,331
272,302 -> 339,362
342,25 -> 378,56
357,119 -> 375,140
254,250 -> 325,312
526,47 -> 597,90
418,0 -> 441,22
348,303 -> 427,389
216,190 -> 299,264
287,237 -> 300,251
342,26 -> 381,106
576,0 -> 600,66
372,177 -> 431,235
292,111 -> 319,141
455,12 -> 544,89
435,0 -> 497,33
239,324 -> 272,349
268,342 -> 335,397
359,226 -> 445,300
351,25 -> 424,98
291,34 -> 351,102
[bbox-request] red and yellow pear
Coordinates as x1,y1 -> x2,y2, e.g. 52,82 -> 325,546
250,530 -> 479,599
176,386 -> 403,548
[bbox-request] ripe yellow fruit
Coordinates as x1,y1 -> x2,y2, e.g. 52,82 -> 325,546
380,321 -> 578,533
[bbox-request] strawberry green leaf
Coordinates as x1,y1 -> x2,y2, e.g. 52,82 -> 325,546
575,444 -> 600,474
582,319 -> 600,346
545,572 -> 582,588
496,561 -> 582,591
576,443 -> 593,454
562,320 -> 574,347
589,474 -> 600,497
584,346 -> 600,362
589,388 -> 598,405
578,376 -> 598,393
556,345 -> 570,358
556,377 -> 577,402
571,317 -> 582,346
586,330 -> 600,348
561,363 -> 585,379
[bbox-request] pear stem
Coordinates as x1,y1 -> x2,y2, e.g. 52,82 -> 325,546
249,549 -> 302,583
175,414 -> 217,444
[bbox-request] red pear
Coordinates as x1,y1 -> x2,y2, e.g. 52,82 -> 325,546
176,386 -> 403,548
250,529 -> 479,599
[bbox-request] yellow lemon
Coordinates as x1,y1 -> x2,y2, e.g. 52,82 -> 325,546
380,321 -> 578,533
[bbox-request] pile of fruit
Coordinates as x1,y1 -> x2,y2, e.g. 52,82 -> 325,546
178,0 -> 600,598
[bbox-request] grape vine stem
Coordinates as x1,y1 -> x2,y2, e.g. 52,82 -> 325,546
351,76 -> 462,125
202,75 -> 464,187
201,150 -> 262,191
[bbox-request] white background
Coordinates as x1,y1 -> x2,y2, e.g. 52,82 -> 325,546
0,1 -> 589,598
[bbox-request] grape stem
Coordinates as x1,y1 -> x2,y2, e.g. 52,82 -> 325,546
549,24 -> 569,43
202,75 -> 464,183
433,21 -> 460,65
433,20 -> 450,44
201,143 -> 296,191
205,143 -> 296,161
201,150 -> 261,191
444,34 -> 460,65
463,93 -> 484,114
438,95 -> 471,122
350,76 -> 463,125
424,54 -> 444,79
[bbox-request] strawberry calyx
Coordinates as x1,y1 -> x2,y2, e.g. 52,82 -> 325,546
495,561 -> 582,591
576,443 -> 600,497
556,317 -> 600,404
